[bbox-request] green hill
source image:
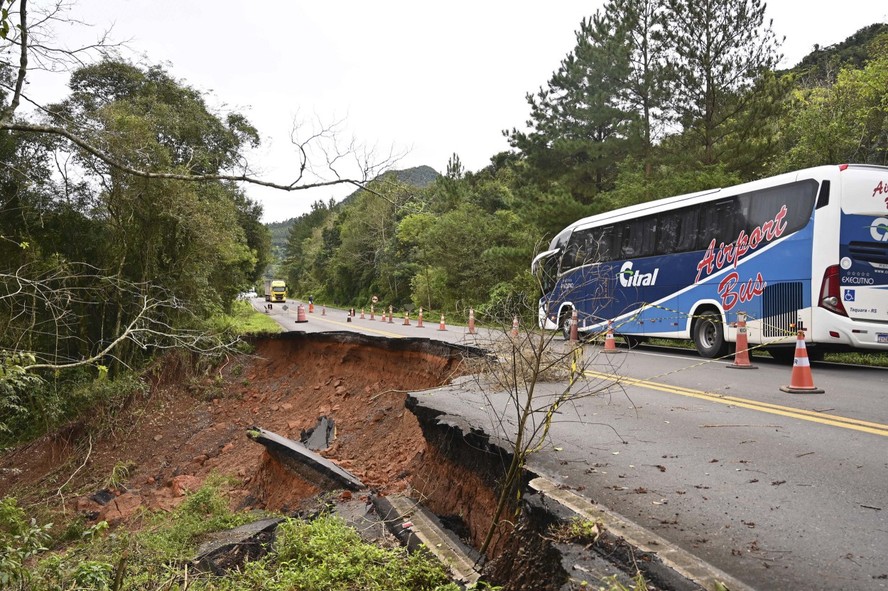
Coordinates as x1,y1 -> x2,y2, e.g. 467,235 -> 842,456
265,165 -> 440,263
788,23 -> 888,81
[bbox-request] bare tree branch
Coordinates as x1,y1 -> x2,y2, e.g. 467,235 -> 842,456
0,1 -> 400,193
1,262 -> 241,373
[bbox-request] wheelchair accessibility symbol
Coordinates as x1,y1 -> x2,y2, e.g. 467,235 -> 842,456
844,289 -> 856,302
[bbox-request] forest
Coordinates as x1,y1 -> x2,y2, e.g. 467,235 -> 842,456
276,6 -> 888,321
1,0 -> 887,444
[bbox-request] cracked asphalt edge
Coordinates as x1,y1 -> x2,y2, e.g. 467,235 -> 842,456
531,476 -> 754,591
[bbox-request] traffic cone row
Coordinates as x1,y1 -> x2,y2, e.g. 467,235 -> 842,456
290,300 -> 484,334
289,300 -> 823,394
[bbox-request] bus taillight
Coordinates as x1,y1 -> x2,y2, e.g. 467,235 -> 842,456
819,265 -> 848,316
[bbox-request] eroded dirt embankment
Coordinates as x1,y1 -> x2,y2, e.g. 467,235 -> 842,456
1,333 -> 474,512
1,332 -> 588,588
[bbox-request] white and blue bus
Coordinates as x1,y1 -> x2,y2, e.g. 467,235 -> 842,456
532,164 -> 888,360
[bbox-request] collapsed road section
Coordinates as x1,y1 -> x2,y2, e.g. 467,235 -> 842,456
220,332 -> 732,590
1,330 -> 730,589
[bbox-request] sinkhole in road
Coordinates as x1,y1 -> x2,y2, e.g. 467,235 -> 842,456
230,331 -> 565,587
0,331 -> 648,589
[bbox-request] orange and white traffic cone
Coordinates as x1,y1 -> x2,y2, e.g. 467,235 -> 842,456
511,316 -> 519,337
360,308 -> 365,320
417,307 -> 424,328
309,302 -> 314,314
295,304 -> 308,323
728,311 -> 757,369
569,309 -> 579,342
370,305 -> 375,321
780,330 -> 824,393
381,311 -> 386,323
468,308 -> 476,334
403,311 -> 410,326
388,306 -> 395,324
321,305 -> 326,316
603,320 -> 621,354
437,314 -> 447,331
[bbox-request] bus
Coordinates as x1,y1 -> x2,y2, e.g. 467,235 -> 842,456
532,164 -> 888,361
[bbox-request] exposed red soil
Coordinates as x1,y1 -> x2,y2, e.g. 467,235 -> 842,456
0,334 -> 467,525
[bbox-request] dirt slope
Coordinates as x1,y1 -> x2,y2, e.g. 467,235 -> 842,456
0,333 -> 467,523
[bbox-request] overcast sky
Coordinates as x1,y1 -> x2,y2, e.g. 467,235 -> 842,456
33,1 -> 888,222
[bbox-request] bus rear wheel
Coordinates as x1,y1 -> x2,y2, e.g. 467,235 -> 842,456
693,311 -> 727,358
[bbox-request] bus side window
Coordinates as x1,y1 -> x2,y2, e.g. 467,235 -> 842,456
658,212 -> 680,254
697,201 -> 737,249
744,181 -> 818,230
641,215 -> 658,256
566,228 -> 598,268
595,226 -> 618,262
676,208 -> 698,252
621,220 -> 644,259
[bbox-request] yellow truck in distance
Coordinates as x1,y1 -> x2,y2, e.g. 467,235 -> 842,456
264,279 -> 287,303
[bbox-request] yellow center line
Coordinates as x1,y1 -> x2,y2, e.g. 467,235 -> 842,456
583,369 -> 888,437
307,315 -> 406,338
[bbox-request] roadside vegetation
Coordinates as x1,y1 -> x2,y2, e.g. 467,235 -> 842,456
2,478 -> 464,591
645,337 -> 888,368
214,300 -> 282,336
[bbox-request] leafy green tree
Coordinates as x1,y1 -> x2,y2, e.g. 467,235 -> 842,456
791,23 -> 888,85
600,157 -> 741,211
283,199 -> 334,294
772,47 -> 888,171
0,59 -> 269,379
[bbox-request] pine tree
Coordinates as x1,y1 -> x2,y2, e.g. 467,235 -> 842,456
663,0 -> 783,167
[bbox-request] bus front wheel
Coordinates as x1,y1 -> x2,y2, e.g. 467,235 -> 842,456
560,308 -> 573,340
623,335 -> 646,349
693,311 -> 727,358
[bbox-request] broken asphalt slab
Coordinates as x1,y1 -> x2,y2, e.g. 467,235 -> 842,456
247,427 -> 364,491
373,493 -> 481,587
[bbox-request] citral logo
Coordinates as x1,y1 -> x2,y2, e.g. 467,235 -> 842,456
618,261 -> 659,287
870,217 -> 888,242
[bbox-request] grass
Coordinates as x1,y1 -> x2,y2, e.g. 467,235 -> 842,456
645,337 -> 888,367
11,478 -> 465,591
548,516 -> 601,544
214,300 -> 281,335
823,350 -> 888,367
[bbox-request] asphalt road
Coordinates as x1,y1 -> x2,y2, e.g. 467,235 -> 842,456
255,298 -> 888,590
